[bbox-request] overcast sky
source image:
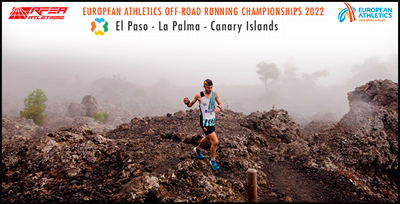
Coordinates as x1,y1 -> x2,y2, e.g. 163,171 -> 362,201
2,2 -> 398,92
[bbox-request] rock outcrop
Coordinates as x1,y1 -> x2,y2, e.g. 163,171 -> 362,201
240,109 -> 304,142
305,79 -> 398,199
331,79 -> 398,171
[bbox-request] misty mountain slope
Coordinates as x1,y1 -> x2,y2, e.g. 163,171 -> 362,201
2,79 -> 397,202
306,79 -> 398,198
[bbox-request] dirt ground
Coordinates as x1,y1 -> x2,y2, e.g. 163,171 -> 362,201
254,156 -> 382,202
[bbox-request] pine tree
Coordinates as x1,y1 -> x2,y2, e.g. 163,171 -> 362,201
20,89 -> 48,126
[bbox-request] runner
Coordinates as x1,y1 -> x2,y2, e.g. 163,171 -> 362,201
183,79 -> 222,170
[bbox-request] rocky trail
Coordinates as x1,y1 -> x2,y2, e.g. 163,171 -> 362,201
256,155 -> 382,202
2,79 -> 398,202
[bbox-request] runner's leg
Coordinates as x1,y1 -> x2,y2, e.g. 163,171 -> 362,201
207,132 -> 219,159
198,136 -> 210,149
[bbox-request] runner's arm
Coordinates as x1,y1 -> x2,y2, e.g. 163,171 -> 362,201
215,92 -> 222,109
185,93 -> 200,108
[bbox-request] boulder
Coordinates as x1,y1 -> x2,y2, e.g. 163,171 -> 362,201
67,102 -> 86,117
81,95 -> 102,117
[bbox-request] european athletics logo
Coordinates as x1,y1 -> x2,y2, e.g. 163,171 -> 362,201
337,2 -> 356,23
91,18 -> 108,35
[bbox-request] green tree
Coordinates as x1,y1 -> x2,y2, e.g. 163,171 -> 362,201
256,61 -> 280,94
20,89 -> 48,126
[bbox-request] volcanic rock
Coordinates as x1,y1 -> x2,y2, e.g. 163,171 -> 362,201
2,80 -> 397,202
81,95 -> 103,117
2,113 -> 50,141
305,79 -> 398,199
240,109 -> 304,142
330,79 -> 398,170
67,102 -> 86,117
302,121 -> 336,137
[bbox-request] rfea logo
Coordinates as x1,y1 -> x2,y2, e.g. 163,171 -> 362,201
8,7 -> 67,20
337,2 -> 356,23
91,18 -> 109,35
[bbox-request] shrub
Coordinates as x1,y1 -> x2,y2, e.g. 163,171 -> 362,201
20,89 -> 48,126
92,112 -> 108,123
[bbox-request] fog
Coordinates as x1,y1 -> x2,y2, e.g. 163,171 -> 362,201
2,2 -> 398,122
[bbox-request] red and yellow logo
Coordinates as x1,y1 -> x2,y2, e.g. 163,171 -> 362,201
338,2 -> 356,22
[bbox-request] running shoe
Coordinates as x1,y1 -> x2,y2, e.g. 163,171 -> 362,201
193,147 -> 204,159
210,160 -> 220,170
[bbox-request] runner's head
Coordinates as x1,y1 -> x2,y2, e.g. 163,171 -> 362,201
203,79 -> 213,94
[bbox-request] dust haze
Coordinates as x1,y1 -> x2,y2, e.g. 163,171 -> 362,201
2,17 -> 398,122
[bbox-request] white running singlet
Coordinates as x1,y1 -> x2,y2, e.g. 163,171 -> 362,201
199,91 -> 216,126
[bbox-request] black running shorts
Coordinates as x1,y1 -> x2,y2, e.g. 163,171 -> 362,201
201,125 -> 215,135
199,113 -> 215,135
